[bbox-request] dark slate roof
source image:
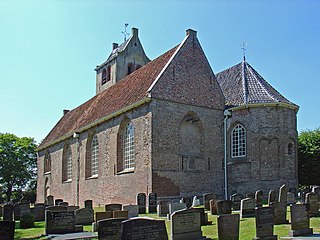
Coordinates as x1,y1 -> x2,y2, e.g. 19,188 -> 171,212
39,45 -> 178,149
216,61 -> 297,108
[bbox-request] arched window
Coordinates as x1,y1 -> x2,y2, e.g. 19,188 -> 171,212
44,150 -> 51,174
67,146 -> 72,180
288,143 -> 294,155
102,69 -> 107,85
91,135 -> 99,176
127,63 -> 133,75
62,144 -> 73,182
231,124 -> 246,158
123,122 -> 135,170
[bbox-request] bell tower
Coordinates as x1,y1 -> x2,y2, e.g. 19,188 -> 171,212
95,27 -> 150,94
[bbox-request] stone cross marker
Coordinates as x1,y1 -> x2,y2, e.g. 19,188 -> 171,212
217,214 -> 240,240
289,204 -> 313,237
253,206 -> 277,240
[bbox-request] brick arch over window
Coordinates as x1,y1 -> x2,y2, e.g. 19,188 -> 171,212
62,143 -> 72,182
44,150 -> 51,174
231,123 -> 246,158
117,117 -> 135,172
85,132 -> 99,178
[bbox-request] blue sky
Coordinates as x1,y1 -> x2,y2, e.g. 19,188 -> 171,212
1,0 -> 319,143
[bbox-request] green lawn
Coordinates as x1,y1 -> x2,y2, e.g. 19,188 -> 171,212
11,207 -> 320,239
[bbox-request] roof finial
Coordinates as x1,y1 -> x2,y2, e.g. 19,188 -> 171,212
241,42 -> 247,62
122,23 -> 129,42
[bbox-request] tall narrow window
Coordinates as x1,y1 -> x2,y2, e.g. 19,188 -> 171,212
44,150 -> 51,174
67,147 -> 72,180
91,135 -> 99,176
102,69 -> 107,85
127,63 -> 133,75
107,65 -> 111,81
231,124 -> 246,158
123,122 -> 135,170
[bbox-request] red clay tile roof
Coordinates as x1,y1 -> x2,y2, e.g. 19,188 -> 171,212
39,45 -> 178,148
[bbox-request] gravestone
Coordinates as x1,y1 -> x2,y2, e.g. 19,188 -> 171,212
84,200 -> 93,209
230,193 -> 244,211
301,188 -> 311,203
46,205 -> 68,212
20,201 -> 31,217
268,190 -> 277,206
55,199 -> 63,206
3,204 -> 14,221
203,193 -> 216,210
287,192 -> 295,205
98,218 -> 126,240
245,192 -> 255,199
190,207 -> 210,226
192,196 -> 200,207
137,193 -> 146,214
217,214 -> 240,240
157,200 -> 169,217
312,186 -> 320,196
279,184 -> 289,203
216,200 -> 232,215
113,210 -> 128,219
20,212 -> 35,228
105,203 -> 122,212
123,205 -> 139,218
255,190 -> 263,207
148,193 -> 157,213
305,192 -> 320,217
45,210 -> 76,234
168,202 -> 187,220
120,217 -> 168,240
46,195 -> 54,206
75,208 -> 94,225
289,204 -> 313,237
253,206 -> 277,240
240,198 -> 255,218
170,209 -> 207,240
180,197 -> 192,208
270,202 -> 288,224
13,203 -> 21,220
0,220 -> 15,240
209,199 -> 217,215
59,201 -> 69,207
33,203 -> 46,222
96,211 -> 113,222
67,206 -> 80,212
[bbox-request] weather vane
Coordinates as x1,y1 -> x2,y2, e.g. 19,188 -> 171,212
241,42 -> 247,61
122,23 -> 129,41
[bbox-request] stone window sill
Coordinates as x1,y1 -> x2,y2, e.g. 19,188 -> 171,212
44,171 -> 51,175
86,174 -> 98,180
63,179 -> 72,183
117,168 -> 135,175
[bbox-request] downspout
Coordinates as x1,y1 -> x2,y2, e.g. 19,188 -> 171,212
73,132 -> 80,206
224,110 -> 232,200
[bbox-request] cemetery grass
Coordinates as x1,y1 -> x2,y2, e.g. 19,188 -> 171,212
11,206 -> 320,239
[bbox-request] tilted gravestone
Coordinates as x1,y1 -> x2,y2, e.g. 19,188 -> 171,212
253,206 -> 277,240
230,193 -> 244,211
148,192 -> 157,213
305,192 -> 320,217
268,190 -> 277,206
0,220 -> 15,240
170,208 -> 208,240
157,200 -> 169,217
137,193 -> 146,214
84,199 -> 93,209
3,204 -> 14,221
240,198 -> 255,218
270,201 -> 288,224
216,200 -> 232,215
289,204 -> 313,237
120,217 -> 168,240
98,218 -> 126,240
75,208 -> 94,225
105,203 -> 122,212
209,199 -> 218,215
45,210 -> 76,234
255,190 -> 263,208
217,214 -> 240,240
203,193 -> 216,210
123,205 -> 139,218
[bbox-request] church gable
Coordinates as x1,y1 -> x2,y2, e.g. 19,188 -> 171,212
149,29 -> 225,110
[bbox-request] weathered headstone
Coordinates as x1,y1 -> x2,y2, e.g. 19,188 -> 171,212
170,209 -> 207,240
301,188 -> 311,203
46,205 -> 68,212
148,193 -> 157,213
46,195 -> 54,206
268,190 -> 276,206
230,193 -> 244,211
312,186 -> 320,196
75,208 -> 94,225
287,192 -> 295,205
137,193 -> 146,214
113,210 -> 129,219
245,192 -> 255,199
217,214 -> 240,240
209,199 -> 217,215
289,204 -> 313,237
59,201 -> 69,207
216,200 -> 232,215
255,190 -> 263,207
123,205 -> 139,218
240,198 -> 255,218
33,203 -> 46,222
180,197 -> 192,208
157,200 -> 169,217
105,203 -> 122,212
190,207 -> 210,226
253,206 -> 277,240
192,196 -> 200,207
120,217 -> 168,240
270,202 -> 288,224
20,201 -> 31,217
97,218 -> 126,240
0,220 -> 15,240
20,212 -> 35,229
279,184 -> 289,203
3,204 -> 14,221
305,192 -> 320,217
67,205 -> 80,212
95,211 -> 113,223
54,199 -> 63,206
45,210 -> 76,234
169,202 -> 187,219
84,199 -> 93,209
203,193 -> 216,210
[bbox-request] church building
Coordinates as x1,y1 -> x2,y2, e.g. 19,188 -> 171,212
36,28 -> 299,206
